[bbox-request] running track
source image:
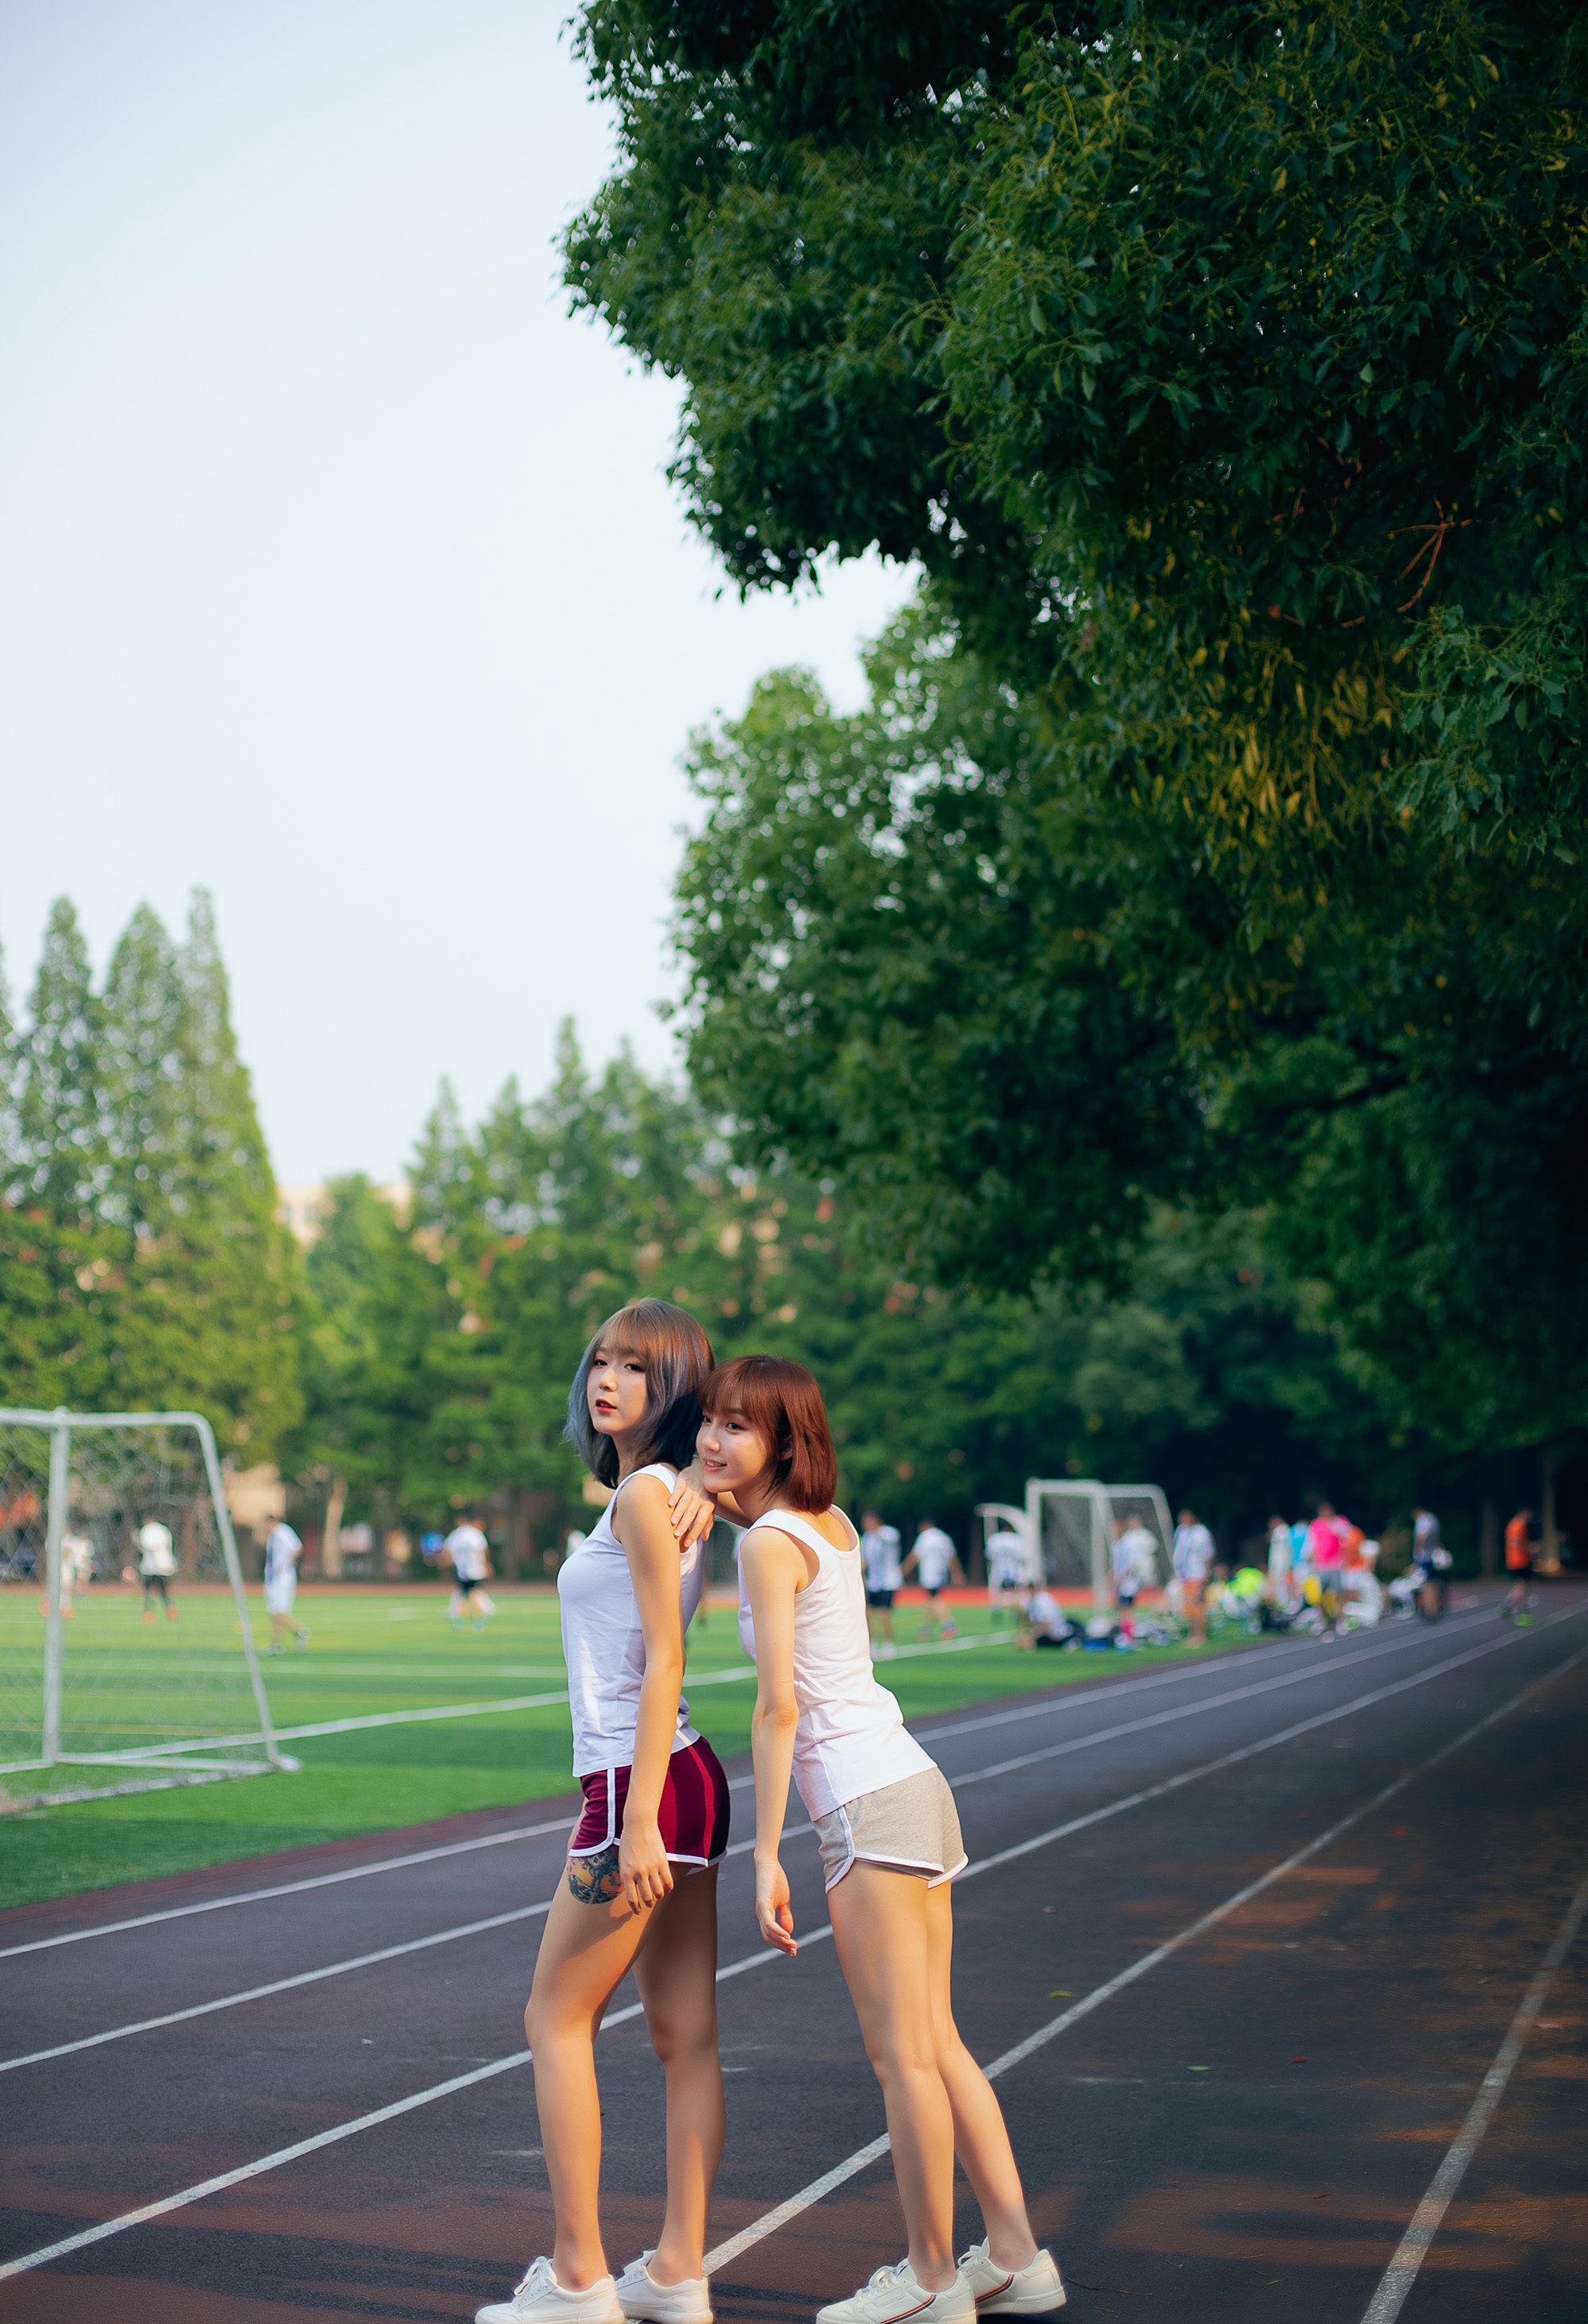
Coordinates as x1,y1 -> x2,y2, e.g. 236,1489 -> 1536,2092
1,1594 -> 1584,2322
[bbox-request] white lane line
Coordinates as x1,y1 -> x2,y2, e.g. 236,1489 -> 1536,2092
700,1639 -> 1588,2278
0,1613 -> 1478,1960
0,1929 -> 829,2287
0,1617 -> 1576,2292
102,1629 -> 1014,1757
918,1609 -> 1486,1752
0,1816 -> 580,1962
2,1611 -> 1572,2065
1359,1867 -> 1588,2324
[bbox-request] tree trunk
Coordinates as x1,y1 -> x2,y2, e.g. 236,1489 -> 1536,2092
322,1478 -> 346,1579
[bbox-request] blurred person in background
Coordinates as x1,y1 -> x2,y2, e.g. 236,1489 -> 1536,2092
445,1517 -> 497,1628
1172,1509 -> 1215,1646
1503,1506 -> 1537,1625
860,1509 -> 904,1655
264,1516 -> 308,1653
984,1520 -> 1028,1624
137,1519 -> 178,1622
902,1517 -> 965,1641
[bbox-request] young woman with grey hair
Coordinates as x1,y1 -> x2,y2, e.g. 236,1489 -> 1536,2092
479,1301 -> 727,2324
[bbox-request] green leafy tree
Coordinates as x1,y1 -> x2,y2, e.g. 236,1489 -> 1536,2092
99,904 -> 185,1231
16,899 -> 105,1220
568,1 -> 1588,1458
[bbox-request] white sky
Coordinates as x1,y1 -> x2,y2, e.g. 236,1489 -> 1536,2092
0,0 -> 912,1182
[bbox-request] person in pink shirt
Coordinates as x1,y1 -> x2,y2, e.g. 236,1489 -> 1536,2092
1309,1502 -> 1348,1636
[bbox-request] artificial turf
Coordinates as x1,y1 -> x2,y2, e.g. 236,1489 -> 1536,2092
0,1582 -> 1235,1910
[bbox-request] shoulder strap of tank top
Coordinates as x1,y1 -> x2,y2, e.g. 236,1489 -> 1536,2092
756,1508 -> 853,1561
607,1463 -> 678,1517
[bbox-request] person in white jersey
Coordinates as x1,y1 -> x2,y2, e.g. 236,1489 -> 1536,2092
479,1301 -> 724,2324
700,1355 -> 1064,2324
1112,1517 -> 1158,1613
859,1509 -> 904,1655
137,1519 -> 178,1621
263,1517 -> 307,1652
445,1519 -> 497,1628
983,1524 -> 1027,1623
901,1518 -> 964,1641
42,1528 -> 94,1618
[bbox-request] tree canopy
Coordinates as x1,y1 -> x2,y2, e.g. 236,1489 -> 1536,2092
0,895 -> 299,1453
568,0 -> 1588,1451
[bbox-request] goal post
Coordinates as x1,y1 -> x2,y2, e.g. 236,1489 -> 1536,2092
1022,1478 -> 1175,1615
1,1406 -> 288,1809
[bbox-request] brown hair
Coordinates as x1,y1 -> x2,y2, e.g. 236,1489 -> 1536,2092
567,1300 -> 716,1488
701,1354 -> 838,1511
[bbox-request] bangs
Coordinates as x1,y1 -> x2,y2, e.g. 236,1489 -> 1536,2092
702,1354 -> 838,1512
566,1299 -> 715,1486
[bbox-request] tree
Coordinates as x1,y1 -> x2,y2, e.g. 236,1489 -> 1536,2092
569,2 -> 1588,1451
99,903 -> 184,1231
15,899 -> 104,1220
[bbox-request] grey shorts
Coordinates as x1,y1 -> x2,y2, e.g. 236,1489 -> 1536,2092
813,1767 -> 967,1894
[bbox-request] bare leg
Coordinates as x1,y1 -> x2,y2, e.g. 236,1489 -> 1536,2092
924,1883 -> 1038,2269
632,1867 -> 725,2281
525,1863 -> 659,2289
829,1866 -> 957,2289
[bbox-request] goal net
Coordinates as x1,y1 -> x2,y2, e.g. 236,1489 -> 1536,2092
1025,1478 -> 1174,1611
0,1408 -> 287,1811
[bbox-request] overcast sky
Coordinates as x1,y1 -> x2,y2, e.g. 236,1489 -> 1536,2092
1,1 -> 912,1183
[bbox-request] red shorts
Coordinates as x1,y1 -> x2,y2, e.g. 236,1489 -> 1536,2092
569,1736 -> 730,1867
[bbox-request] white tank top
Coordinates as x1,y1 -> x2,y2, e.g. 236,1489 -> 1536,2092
558,1463 -> 704,1779
737,1506 -> 933,1821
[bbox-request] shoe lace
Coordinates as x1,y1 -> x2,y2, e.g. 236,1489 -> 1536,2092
865,2264 -> 908,2294
513,2257 -> 556,2299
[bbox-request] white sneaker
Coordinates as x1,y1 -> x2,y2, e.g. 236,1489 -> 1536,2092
477,2257 -> 625,2324
956,2241 -> 1066,2314
817,2260 -> 973,2324
615,2251 -> 712,2324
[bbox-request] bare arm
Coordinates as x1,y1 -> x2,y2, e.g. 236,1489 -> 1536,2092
742,1528 -> 807,1956
674,1458 -> 748,1527
611,1475 -> 690,1914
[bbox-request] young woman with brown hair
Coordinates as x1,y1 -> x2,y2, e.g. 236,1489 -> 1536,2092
696,1355 -> 1064,2324
479,1301 -> 727,2324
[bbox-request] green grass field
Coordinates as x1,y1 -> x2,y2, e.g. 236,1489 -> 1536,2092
0,1583 -> 1236,1910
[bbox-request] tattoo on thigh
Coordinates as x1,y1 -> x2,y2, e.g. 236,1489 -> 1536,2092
567,1844 -> 622,1905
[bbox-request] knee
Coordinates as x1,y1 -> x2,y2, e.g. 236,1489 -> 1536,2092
646,2001 -> 719,2069
526,1992 -> 589,2055
864,2027 -> 941,2085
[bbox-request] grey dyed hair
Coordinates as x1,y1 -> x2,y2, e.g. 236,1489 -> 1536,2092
565,1298 -> 716,1488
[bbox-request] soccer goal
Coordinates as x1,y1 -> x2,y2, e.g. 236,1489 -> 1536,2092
1022,1478 -> 1175,1614
0,1407 -> 290,1810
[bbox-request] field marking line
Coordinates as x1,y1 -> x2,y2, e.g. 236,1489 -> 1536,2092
99,1628 -> 1015,1758
2,1622 -> 1575,2282
700,1636 -> 1588,2278
0,1613 -> 1479,1960
1,1611 -> 1567,2060
0,1925 -> 834,2286
0,1619 -> 1576,2289
1358,1866 -> 1588,2324
0,1617 -> 1527,2056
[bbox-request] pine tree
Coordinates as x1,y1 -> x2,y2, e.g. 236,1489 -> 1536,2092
17,899 -> 104,1220
411,1077 -> 475,1235
99,903 -> 184,1231
103,892 -> 302,1455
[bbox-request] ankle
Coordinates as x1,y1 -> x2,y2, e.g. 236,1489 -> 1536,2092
550,2249 -> 608,2293
648,2248 -> 703,2287
985,2230 -> 1039,2272
909,2257 -> 957,2294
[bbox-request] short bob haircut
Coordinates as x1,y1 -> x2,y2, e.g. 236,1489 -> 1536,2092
566,1300 -> 716,1489
700,1354 -> 838,1513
